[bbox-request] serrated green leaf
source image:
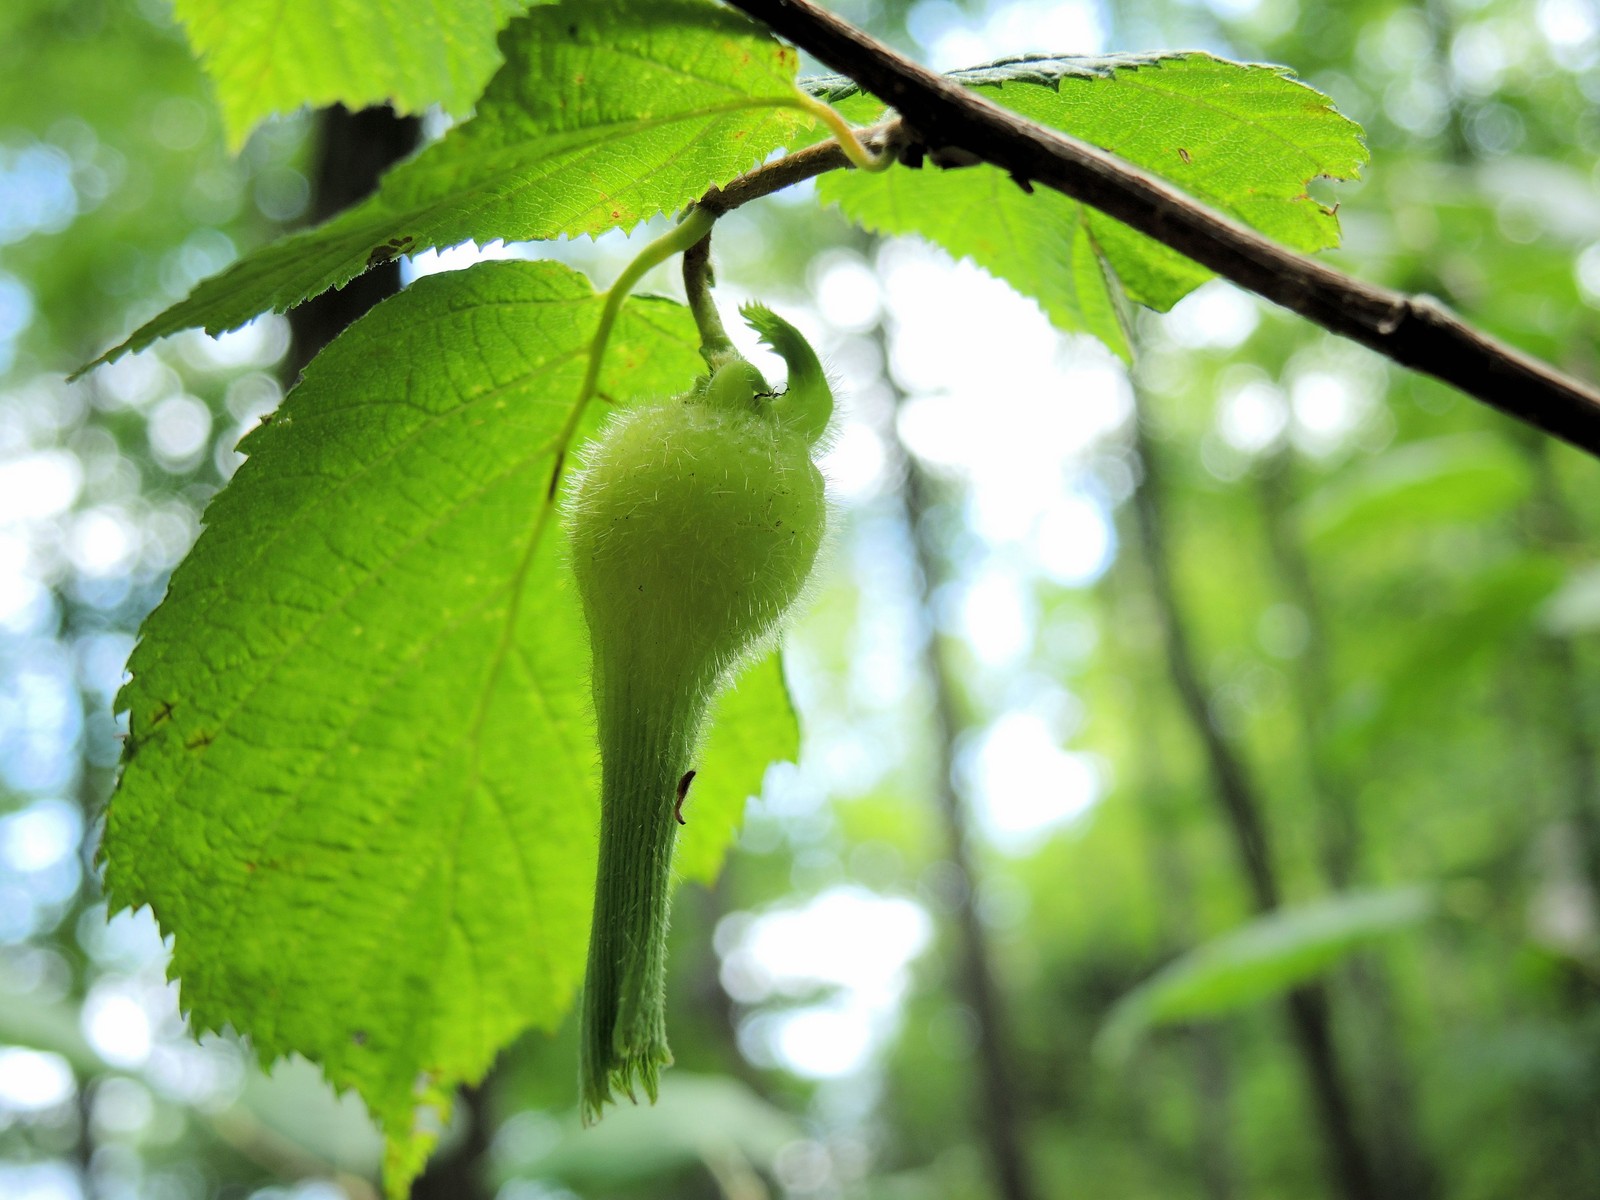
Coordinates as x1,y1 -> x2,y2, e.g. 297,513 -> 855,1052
834,163 -> 1139,357
818,53 -> 1366,360
86,0 -> 812,372
173,0 -> 540,151
677,654 -> 797,885
1097,886 -> 1435,1064
102,260 -> 710,1195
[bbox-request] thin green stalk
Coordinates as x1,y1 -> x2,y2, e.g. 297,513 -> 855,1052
575,206 -> 717,411
788,91 -> 893,172
683,231 -> 736,369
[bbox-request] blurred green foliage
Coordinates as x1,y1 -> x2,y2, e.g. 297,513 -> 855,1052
2,0 -> 1599,1198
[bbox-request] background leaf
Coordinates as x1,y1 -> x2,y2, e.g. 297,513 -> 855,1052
173,0 -> 540,150
817,53 -> 1366,360
1299,433 -> 1534,548
88,0 -> 812,370
498,1073 -> 802,1188
1096,887 -> 1437,1064
0,982 -> 386,1177
677,654 -> 799,885
102,260 -> 710,1194
1332,555 -> 1564,754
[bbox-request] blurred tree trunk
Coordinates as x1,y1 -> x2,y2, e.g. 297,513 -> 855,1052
1128,396 -> 1378,1200
285,106 -> 420,380
1134,713 -> 1241,1200
1256,453 -> 1439,1200
1100,551 -> 1239,1200
1520,436 -> 1600,917
1255,456 -> 1361,884
413,1082 -> 493,1200
874,321 -> 1044,1200
276,104 -> 506,1200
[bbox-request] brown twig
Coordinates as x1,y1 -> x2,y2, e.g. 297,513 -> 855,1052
875,321 -> 1044,1200
720,0 -> 1600,458
696,123 -> 902,216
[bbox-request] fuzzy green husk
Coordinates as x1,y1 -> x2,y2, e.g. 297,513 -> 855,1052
568,320 -> 831,1121
577,675 -> 698,1119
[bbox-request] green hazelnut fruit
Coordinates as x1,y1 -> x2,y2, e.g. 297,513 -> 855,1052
566,305 -> 831,1119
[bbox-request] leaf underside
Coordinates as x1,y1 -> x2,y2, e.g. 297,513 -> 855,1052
86,0 -> 812,372
817,52 -> 1369,360
103,260 -> 794,1193
682,658 -> 797,884
802,49 -> 1191,104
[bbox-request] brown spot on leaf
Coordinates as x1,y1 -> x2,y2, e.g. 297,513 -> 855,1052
364,235 -> 414,269
1178,148 -> 1192,164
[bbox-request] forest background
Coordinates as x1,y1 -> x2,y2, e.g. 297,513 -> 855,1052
1,0 -> 1599,1198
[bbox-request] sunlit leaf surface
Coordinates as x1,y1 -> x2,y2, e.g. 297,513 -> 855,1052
88,0 -> 812,370
173,0 -> 539,150
102,260 -> 794,1192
